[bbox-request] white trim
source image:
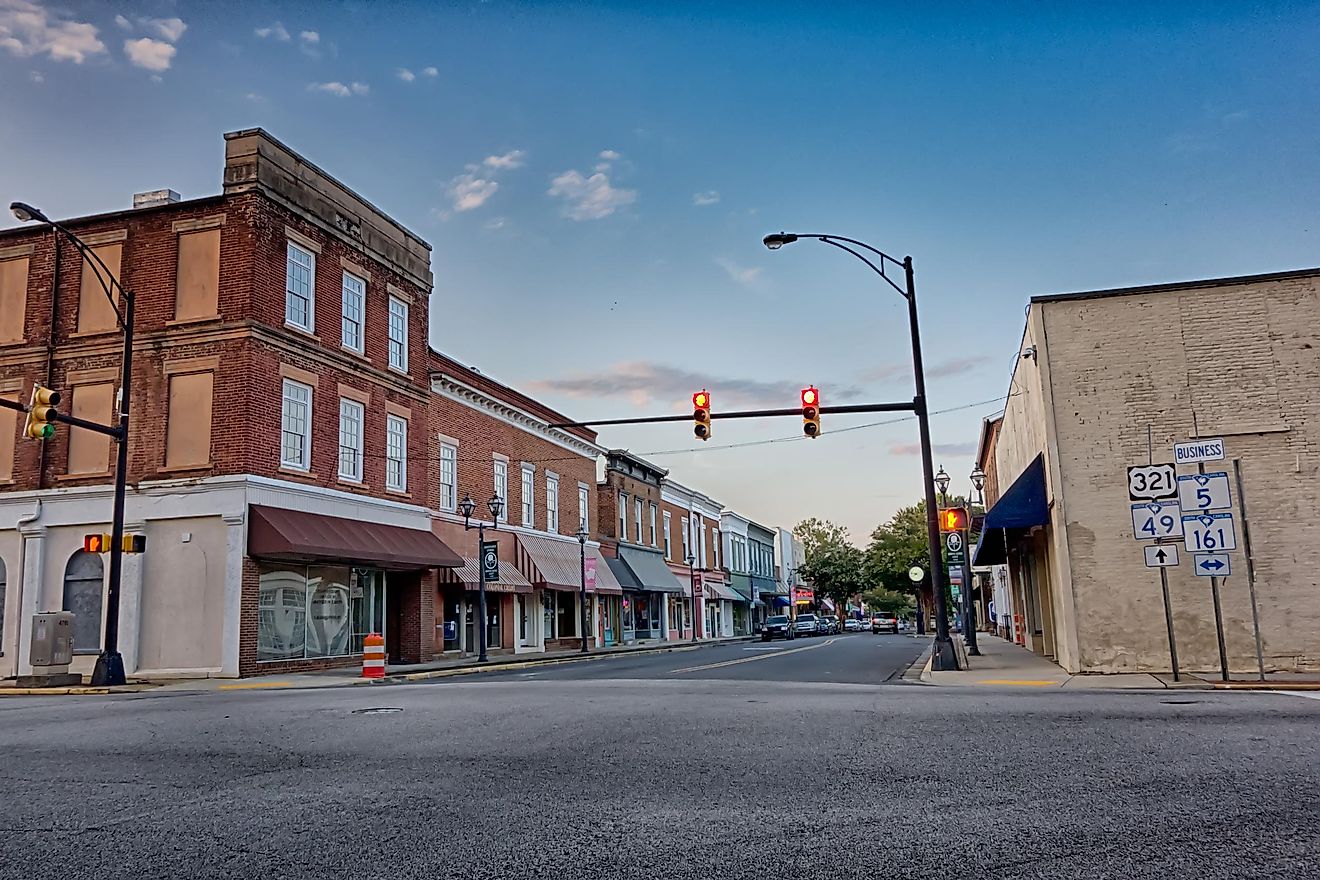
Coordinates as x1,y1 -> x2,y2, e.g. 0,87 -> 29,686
430,374 -> 605,459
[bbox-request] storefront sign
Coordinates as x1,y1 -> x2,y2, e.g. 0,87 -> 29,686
480,541 -> 500,583
584,556 -> 597,591
792,587 -> 814,603
693,573 -> 703,598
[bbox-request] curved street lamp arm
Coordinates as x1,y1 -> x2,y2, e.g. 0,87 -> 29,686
48,220 -> 129,328
797,234 -> 909,298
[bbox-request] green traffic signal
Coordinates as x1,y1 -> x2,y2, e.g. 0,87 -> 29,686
36,424 -> 54,439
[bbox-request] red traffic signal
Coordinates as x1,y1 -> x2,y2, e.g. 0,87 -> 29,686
693,389 -> 712,441
83,533 -> 147,554
801,386 -> 820,438
939,508 -> 969,532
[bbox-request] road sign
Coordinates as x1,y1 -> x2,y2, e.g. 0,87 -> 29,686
1176,472 -> 1232,512
1182,513 -> 1237,552
1193,552 -> 1232,577
1143,545 -> 1179,568
1174,438 -> 1225,465
1131,501 -> 1184,540
945,532 -> 964,553
480,540 -> 500,583
1127,464 -> 1177,501
907,566 -> 924,583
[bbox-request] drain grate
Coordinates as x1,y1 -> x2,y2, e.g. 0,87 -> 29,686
1161,699 -> 1201,705
352,707 -> 403,715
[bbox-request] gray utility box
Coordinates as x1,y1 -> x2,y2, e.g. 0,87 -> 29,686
30,612 -> 75,668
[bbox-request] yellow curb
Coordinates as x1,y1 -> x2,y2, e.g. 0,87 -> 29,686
0,684 -> 157,696
975,679 -> 1062,687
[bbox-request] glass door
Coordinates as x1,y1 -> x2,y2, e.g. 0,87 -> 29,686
350,569 -> 385,653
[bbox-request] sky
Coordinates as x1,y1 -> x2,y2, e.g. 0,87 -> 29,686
3,1 -> 1318,543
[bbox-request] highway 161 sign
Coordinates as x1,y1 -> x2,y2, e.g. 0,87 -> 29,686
1128,464 -> 1177,501
1182,512 -> 1237,553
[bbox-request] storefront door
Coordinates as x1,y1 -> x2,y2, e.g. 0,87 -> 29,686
350,569 -> 386,654
516,594 -> 533,647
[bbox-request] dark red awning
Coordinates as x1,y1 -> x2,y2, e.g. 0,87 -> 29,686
247,505 -> 462,571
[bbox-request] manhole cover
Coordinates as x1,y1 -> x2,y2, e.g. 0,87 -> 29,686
351,707 -> 403,715
1160,699 -> 1201,705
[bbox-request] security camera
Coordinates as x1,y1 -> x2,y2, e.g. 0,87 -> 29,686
1021,345 -> 1037,360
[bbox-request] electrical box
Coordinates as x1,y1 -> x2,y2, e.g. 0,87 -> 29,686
30,612 -> 74,668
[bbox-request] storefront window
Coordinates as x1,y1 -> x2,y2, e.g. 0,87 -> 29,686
350,569 -> 386,654
259,563 -> 374,662
443,593 -> 461,651
258,564 -> 308,661
556,591 -> 577,637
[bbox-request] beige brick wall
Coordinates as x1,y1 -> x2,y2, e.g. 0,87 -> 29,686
1037,273 -> 1320,674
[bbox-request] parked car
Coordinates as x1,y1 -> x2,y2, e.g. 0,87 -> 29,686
872,613 -> 899,634
761,614 -> 795,641
844,618 -> 864,632
793,614 -> 819,636
817,616 -> 839,635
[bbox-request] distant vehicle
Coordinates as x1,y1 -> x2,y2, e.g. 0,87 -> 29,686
816,616 -> 835,635
844,618 -> 864,632
872,613 -> 899,634
762,615 -> 795,641
793,614 -> 819,636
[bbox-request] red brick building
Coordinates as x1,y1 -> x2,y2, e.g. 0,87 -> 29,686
0,129 -> 463,679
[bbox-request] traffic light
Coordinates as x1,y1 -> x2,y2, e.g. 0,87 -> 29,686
83,534 -> 146,554
801,386 -> 820,438
693,390 -> 712,441
24,385 -> 60,440
939,507 -> 969,532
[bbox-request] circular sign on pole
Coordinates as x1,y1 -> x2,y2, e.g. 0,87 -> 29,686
945,532 -> 964,553
908,566 -> 924,583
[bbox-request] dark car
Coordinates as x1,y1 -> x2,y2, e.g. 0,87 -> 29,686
793,613 -> 819,637
817,616 -> 838,635
761,614 -> 795,641
871,613 -> 899,634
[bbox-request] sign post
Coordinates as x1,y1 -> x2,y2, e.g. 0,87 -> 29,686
1133,432 -> 1181,681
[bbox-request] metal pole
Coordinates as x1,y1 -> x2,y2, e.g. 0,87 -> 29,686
91,291 -> 133,687
1195,448 -> 1230,681
476,522 -> 488,663
689,562 -> 699,644
1232,459 -> 1266,681
910,256 -> 958,670
1158,563 -> 1180,682
579,540 -> 589,654
963,527 -> 980,656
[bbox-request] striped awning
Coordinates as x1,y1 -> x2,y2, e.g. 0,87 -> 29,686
516,533 -> 623,594
703,580 -> 744,602
439,557 -> 533,593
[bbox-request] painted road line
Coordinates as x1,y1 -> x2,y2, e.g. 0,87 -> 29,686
217,681 -> 293,691
671,637 -> 845,674
975,679 -> 1062,687
1278,691 -> 1320,701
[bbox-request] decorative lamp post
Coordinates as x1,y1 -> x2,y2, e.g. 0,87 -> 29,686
576,525 -> 591,654
460,493 -> 504,663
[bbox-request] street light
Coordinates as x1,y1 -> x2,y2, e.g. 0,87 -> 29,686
763,231 -> 959,670
935,465 -> 951,503
12,200 -> 135,686
576,525 -> 591,654
964,465 -> 986,657
686,552 -> 700,644
460,492 -> 504,663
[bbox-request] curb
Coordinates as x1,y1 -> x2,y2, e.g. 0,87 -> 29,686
0,684 -> 158,697
392,642 -> 707,683
1212,681 -> 1320,691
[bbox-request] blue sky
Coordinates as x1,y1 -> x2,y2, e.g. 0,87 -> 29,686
3,1 -> 1318,542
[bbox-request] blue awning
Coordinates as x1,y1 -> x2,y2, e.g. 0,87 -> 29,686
973,454 -> 1049,566
772,596 -> 791,608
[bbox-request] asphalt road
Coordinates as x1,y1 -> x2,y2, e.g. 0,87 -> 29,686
1,640 -> 1318,880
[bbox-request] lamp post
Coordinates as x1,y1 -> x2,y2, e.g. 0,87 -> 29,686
966,465 -> 987,656
576,525 -> 590,654
686,552 -> 699,644
459,493 -> 504,663
764,231 -> 958,670
12,201 -> 134,686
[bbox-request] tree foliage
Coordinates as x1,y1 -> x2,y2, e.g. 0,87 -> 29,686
798,543 -> 867,609
793,517 -> 853,559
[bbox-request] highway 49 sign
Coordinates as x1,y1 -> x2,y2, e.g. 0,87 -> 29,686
1127,464 -> 1177,501
1131,501 -> 1184,540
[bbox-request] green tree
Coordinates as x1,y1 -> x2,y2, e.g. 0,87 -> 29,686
798,543 -> 867,615
864,501 -> 930,596
860,588 -> 916,614
793,517 -> 853,558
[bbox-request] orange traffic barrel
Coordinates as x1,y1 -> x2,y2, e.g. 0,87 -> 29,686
362,633 -> 386,679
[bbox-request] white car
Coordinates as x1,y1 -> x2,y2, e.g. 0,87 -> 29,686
844,618 -> 864,632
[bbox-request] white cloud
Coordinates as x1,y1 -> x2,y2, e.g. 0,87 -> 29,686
548,165 -> 636,221
254,21 -> 290,41
350,81 -> 368,95
421,65 -> 437,77
0,0 -> 107,63
299,30 -> 319,44
598,149 -> 621,161
114,14 -> 131,30
123,37 -> 175,71
483,150 -> 525,170
448,173 -> 499,211
692,190 -> 720,206
28,68 -> 41,82
145,17 -> 186,42
310,81 -> 350,96
716,257 -> 762,288
396,67 -> 415,82
245,92 -> 263,101
484,217 -> 506,231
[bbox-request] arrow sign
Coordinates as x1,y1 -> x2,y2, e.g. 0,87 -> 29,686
1144,544 -> 1179,568
1193,552 -> 1231,577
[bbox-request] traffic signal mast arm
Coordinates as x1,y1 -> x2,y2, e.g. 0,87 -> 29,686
547,398 -> 918,430
0,396 -> 123,439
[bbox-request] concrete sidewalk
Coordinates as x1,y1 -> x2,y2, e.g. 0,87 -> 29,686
923,633 -> 1212,689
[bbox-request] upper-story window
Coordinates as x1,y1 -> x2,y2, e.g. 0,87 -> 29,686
634,498 -> 643,544
388,295 -> 408,372
438,442 -> 457,511
521,464 -> 535,527
280,378 -> 312,470
547,475 -> 559,534
618,492 -> 627,538
338,398 -> 364,482
341,272 -> 365,353
285,242 -> 315,332
663,512 -> 673,559
578,485 -> 590,533
386,415 -> 408,492
494,459 -> 508,522
648,504 -> 658,547
681,517 -> 690,561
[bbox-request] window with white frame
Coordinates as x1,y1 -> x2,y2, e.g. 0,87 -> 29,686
663,512 -> 672,559
697,518 -> 708,568
521,464 -> 535,526
681,517 -> 690,561
631,498 -> 641,543
578,485 -> 590,532
285,242 -> 315,331
649,504 -> 658,547
617,492 -> 627,538
547,475 -> 559,533
439,442 -> 457,511
341,272 -> 364,353
337,398 -> 363,481
712,530 -> 720,568
388,296 -> 408,372
494,460 -> 508,521
280,379 -> 311,470
385,414 -> 407,492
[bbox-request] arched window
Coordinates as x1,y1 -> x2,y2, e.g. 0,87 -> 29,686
63,550 -> 104,654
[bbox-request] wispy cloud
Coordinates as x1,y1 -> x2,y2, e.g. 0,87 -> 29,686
483,150 -> 525,170
144,17 -> 186,42
309,81 -> 368,97
300,30 -> 319,44
927,354 -> 992,379
858,363 -> 909,384
124,37 -> 175,71
114,14 -> 131,31
692,191 -> 720,206
28,68 -> 42,82
254,21 -> 290,41
397,67 -> 415,82
598,149 -> 621,161
890,442 -> 978,457
548,150 -> 635,221
716,257 -> 762,288
448,174 -> 499,211
529,361 -> 865,410
484,217 -> 507,231
0,0 -> 106,63
421,65 -> 438,77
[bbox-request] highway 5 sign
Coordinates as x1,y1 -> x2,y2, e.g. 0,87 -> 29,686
1131,501 -> 1184,540
1143,545 -> 1179,568
1127,464 -> 1177,501
1193,553 -> 1231,577
1182,513 -> 1237,553
1176,472 -> 1231,513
